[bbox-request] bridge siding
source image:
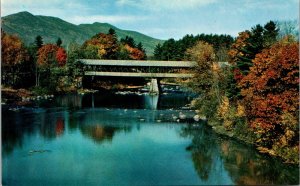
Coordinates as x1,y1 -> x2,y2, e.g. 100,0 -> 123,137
85,71 -> 193,78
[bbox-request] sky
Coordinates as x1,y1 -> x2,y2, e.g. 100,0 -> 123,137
1,0 -> 299,39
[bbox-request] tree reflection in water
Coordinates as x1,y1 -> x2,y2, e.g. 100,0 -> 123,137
55,117 -> 65,136
181,124 -> 217,181
80,125 -> 131,144
182,124 -> 299,185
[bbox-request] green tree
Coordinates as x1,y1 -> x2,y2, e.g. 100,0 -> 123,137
137,42 -> 147,60
35,35 -> 43,49
186,41 -> 221,118
108,28 -> 116,35
263,21 -> 279,47
56,37 -> 62,47
120,36 -> 136,48
153,43 -> 163,60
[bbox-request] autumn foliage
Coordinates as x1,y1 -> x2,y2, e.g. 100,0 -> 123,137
82,33 -> 119,59
1,31 -> 29,86
239,39 -> 299,148
56,47 -> 67,66
1,32 -> 28,66
124,44 -> 145,60
37,44 -> 67,67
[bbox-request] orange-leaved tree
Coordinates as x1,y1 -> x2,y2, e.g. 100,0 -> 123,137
228,31 -> 251,82
37,44 -> 67,88
82,33 -> 119,59
124,44 -> 145,60
239,37 -> 299,154
37,44 -> 59,67
1,31 -> 29,87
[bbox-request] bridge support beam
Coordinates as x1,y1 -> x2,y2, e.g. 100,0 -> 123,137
149,79 -> 160,95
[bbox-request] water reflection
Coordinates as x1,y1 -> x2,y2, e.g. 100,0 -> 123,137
182,125 -> 299,185
144,95 -> 159,110
80,125 -> 131,144
55,117 -> 65,136
2,92 -> 299,185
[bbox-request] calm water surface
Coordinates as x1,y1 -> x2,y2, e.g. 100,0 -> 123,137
2,92 -> 299,185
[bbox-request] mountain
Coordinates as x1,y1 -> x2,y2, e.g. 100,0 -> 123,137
1,11 -> 164,56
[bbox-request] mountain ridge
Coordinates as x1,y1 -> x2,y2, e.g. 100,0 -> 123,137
2,11 -> 163,55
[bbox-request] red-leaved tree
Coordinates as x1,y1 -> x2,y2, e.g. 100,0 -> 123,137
56,47 -> 67,66
239,37 -> 299,149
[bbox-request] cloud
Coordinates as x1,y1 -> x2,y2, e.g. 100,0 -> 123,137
116,0 -> 216,11
67,15 -> 148,25
1,0 -> 91,17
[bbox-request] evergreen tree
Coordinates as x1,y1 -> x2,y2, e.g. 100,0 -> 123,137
153,43 -> 163,60
108,28 -> 116,35
35,35 -> 43,49
137,42 -> 147,60
120,36 -> 136,48
56,37 -> 62,47
263,21 -> 279,47
161,39 -> 177,60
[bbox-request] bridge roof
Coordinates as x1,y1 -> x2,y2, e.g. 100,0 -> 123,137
79,59 -> 197,67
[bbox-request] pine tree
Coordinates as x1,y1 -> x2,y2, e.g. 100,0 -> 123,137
153,43 -> 163,60
120,36 -> 136,48
263,21 -> 279,47
56,37 -> 62,47
35,35 -> 43,49
137,42 -> 147,60
108,28 -> 116,35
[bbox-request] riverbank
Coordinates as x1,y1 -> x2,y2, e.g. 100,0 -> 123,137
1,87 -> 97,106
201,116 -> 299,165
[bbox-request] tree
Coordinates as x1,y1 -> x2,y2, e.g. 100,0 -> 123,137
82,33 -> 119,59
67,42 -> 84,76
56,37 -> 62,47
276,20 -> 299,40
153,43 -> 163,60
37,44 -> 60,67
186,41 -> 221,118
120,36 -> 136,48
263,21 -> 279,47
229,21 -> 279,78
1,31 -> 29,87
37,44 -> 67,89
137,42 -> 147,60
239,38 -> 299,151
161,38 -> 178,60
35,35 -> 43,49
124,44 -> 145,60
108,28 -> 116,35
56,47 -> 67,66
228,31 -> 251,81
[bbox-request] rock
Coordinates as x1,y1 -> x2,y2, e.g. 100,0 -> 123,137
179,112 -> 187,120
193,115 -> 200,122
200,115 -> 207,121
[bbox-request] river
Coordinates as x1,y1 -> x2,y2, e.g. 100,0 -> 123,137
2,90 -> 299,185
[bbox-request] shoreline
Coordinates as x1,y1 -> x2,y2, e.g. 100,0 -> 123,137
203,118 -> 299,165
